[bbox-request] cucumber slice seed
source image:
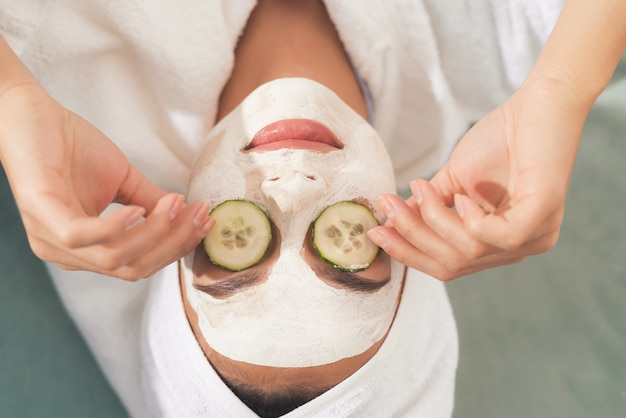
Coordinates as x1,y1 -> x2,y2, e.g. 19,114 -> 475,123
312,201 -> 380,272
203,200 -> 272,271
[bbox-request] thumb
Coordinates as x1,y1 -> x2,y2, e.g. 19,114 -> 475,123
115,164 -> 170,214
428,163 -> 458,207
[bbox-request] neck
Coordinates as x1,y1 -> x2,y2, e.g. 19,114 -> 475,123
216,0 -> 367,121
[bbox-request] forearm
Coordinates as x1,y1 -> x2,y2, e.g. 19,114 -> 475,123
0,35 -> 43,162
527,0 -> 626,108
0,35 -> 37,96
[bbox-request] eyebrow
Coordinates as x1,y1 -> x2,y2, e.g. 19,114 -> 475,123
313,264 -> 391,293
194,269 -> 262,298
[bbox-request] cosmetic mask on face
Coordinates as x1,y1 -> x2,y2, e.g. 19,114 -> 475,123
182,78 -> 405,368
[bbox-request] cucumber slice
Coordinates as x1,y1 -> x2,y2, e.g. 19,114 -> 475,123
203,200 -> 272,271
312,201 -> 380,272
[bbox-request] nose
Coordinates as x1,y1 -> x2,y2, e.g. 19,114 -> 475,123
261,171 -> 327,214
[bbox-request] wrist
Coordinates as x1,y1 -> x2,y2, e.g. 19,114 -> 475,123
527,0 -> 626,109
0,36 -> 38,99
0,71 -> 47,163
520,75 -> 594,123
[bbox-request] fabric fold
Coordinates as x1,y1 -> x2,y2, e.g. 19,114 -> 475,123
141,264 -> 457,418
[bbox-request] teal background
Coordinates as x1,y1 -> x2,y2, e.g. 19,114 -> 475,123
1,61 -> 625,417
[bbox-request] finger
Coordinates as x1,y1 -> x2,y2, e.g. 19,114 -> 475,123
37,205 -> 172,274
72,194 -> 190,268
26,194 -> 181,269
70,196 -> 209,281
53,205 -> 146,249
455,190 -> 564,251
369,223 -> 551,281
21,196 -> 143,257
446,229 -> 560,276
38,193 -> 183,251
116,201 -> 214,279
415,175 -> 563,255
375,194 -> 476,268
42,201 -> 212,280
411,180 -> 498,259
428,164 -> 458,207
368,225 -> 454,279
377,194 -> 456,257
368,224 -> 526,280
115,164 -> 170,214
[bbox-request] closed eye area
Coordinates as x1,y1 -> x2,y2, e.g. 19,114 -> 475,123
192,199 -> 389,298
304,225 -> 391,293
191,219 -> 281,299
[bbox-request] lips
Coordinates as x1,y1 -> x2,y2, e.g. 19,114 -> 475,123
246,119 -> 343,152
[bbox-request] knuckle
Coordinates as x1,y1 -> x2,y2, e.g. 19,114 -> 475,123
27,237 -> 62,264
93,249 -> 126,271
420,205 -> 442,227
399,226 -> 421,247
447,256 -> 469,274
116,267 -> 145,282
465,217 -> 484,238
546,230 -> 561,249
502,234 -> 526,251
56,262 -> 80,272
178,234 -> 201,257
386,247 -> 419,271
390,249 -> 412,268
535,230 -> 561,254
56,227 -> 83,249
464,241 -> 488,259
389,211 -> 415,236
28,238 -> 50,261
432,267 -> 456,282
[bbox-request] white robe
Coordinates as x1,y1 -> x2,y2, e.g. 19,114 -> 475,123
0,1 -> 563,416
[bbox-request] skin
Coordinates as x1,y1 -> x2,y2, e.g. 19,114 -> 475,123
0,0 -> 625,279
215,0 -> 367,122
367,0 -> 626,280
181,262 -> 391,397
192,225 -> 393,297
0,36 -> 214,281
181,0 -> 396,393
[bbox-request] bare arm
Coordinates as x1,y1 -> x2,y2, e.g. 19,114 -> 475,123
530,0 -> 626,105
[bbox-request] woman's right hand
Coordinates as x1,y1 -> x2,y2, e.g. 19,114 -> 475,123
0,38 -> 214,280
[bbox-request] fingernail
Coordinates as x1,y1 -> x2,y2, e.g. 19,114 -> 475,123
154,194 -> 184,220
377,196 -> 396,220
367,228 -> 388,250
125,207 -> 146,228
410,181 -> 423,205
193,203 -> 211,228
454,195 -> 466,219
197,217 -> 215,237
169,195 -> 184,220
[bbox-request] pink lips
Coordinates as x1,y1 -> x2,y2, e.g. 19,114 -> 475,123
245,119 -> 343,152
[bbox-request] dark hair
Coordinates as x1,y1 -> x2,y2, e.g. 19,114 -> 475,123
224,378 -> 325,418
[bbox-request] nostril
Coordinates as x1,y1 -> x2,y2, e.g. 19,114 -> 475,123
306,175 -> 316,181
269,177 -> 280,181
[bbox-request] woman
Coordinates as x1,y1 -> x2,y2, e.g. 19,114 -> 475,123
1,0 -> 625,416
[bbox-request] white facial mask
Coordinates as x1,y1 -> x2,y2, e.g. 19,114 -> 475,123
183,78 -> 404,367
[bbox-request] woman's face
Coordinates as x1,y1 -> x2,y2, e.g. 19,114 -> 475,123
183,78 -> 404,368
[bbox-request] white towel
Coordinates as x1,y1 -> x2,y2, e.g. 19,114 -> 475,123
141,263 -> 457,418
1,0 -> 563,416
0,0 -> 563,189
